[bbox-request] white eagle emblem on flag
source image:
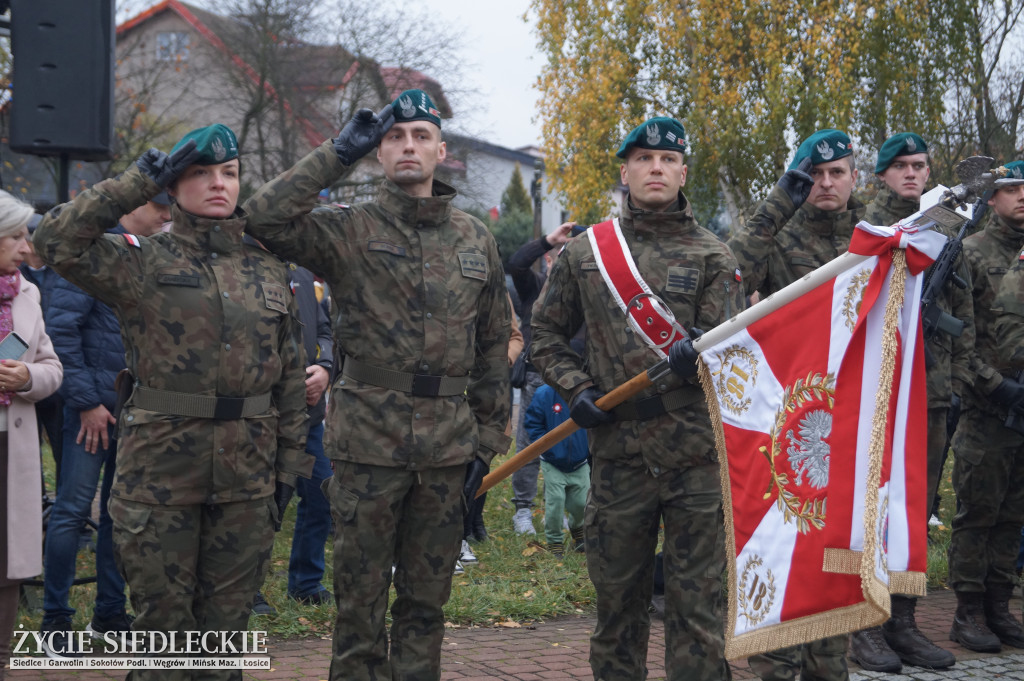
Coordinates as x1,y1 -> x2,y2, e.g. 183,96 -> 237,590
786,410 -> 832,489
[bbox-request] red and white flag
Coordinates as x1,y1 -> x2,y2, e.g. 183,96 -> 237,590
698,221 -> 944,659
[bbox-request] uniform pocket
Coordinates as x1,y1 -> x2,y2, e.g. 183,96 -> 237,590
107,496 -> 152,535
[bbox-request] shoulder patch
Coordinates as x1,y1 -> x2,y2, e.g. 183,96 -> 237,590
580,259 -> 600,272
666,266 -> 701,294
458,251 -> 488,281
123,234 -> 141,248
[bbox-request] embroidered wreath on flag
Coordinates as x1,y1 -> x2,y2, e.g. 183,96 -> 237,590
760,372 -> 835,533
841,267 -> 873,332
737,554 -> 777,625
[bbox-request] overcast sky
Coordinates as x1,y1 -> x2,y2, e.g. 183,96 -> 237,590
417,0 -> 543,150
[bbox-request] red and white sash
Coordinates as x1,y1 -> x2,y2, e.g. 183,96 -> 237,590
587,219 -> 688,357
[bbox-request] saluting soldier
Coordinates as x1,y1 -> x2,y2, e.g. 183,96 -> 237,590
243,90 -> 511,681
949,160 -> 1024,654
34,124 -> 312,680
849,133 -> 964,672
531,116 -> 744,681
728,128 -> 863,681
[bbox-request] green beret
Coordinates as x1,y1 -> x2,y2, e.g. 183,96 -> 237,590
171,124 -> 239,165
996,160 -> 1024,187
874,132 -> 928,173
393,89 -> 442,128
789,129 -> 853,170
615,117 -> 687,159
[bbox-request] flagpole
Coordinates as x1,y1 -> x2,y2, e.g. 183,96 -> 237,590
477,251 -> 873,498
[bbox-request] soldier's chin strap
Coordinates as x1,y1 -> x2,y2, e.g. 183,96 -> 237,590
586,219 -> 688,356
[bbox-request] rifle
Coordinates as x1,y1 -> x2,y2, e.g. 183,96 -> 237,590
918,199 -> 988,367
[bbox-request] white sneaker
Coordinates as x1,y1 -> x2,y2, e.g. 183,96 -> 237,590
460,539 -> 477,563
453,560 -> 465,576
928,514 -> 942,527
513,508 -> 536,535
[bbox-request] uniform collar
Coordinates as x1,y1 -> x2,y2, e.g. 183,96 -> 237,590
619,191 -> 697,236
795,196 -> 864,237
872,184 -> 920,222
170,204 -> 248,253
376,177 -> 455,227
985,213 -> 1024,250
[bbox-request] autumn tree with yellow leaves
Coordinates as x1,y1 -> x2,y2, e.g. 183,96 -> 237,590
532,0 -> 1023,230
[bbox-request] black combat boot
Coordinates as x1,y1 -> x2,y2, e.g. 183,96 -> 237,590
882,595 -> 956,668
849,626 -> 902,672
950,590 -> 1001,652
984,583 -> 1024,648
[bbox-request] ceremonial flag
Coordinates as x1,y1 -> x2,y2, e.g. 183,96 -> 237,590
698,221 -> 944,659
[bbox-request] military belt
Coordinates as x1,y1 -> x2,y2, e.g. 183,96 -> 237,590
342,357 -> 469,398
133,386 -> 272,420
611,386 -> 703,421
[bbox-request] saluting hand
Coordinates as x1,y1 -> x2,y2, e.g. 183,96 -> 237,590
136,139 -> 201,188
333,106 -> 395,166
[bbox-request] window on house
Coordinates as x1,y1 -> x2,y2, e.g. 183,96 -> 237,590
156,32 -> 190,62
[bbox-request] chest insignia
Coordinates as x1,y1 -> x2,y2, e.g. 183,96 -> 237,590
262,282 -> 289,313
666,266 -> 700,295
458,252 -> 488,281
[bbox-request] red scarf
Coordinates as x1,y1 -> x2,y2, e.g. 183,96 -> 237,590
0,271 -> 22,406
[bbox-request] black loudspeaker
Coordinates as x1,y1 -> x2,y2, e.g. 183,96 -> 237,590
9,0 -> 115,160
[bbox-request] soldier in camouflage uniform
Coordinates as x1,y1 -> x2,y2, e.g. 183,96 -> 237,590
242,90 -> 511,681
33,124 -> 312,680
728,129 -> 862,681
531,116 -> 744,681
848,133 -> 964,672
948,160 -> 1024,653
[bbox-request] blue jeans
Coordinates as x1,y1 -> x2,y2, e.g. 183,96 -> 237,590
42,407 -> 126,622
287,422 -> 332,598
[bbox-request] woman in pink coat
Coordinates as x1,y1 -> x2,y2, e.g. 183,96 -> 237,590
0,191 -> 62,677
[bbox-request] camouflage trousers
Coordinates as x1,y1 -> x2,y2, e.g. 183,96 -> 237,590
746,636 -> 849,681
925,407 -> 949,533
109,496 -> 276,681
586,458 -> 729,681
948,406 -> 1024,593
327,461 -> 465,681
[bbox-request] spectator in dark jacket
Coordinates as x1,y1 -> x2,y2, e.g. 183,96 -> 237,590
523,383 -> 590,556
506,221 -> 575,535
285,264 -> 334,605
20,213 -> 65,482
38,193 -> 169,651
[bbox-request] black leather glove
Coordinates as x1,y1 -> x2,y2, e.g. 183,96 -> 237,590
272,480 -> 295,532
990,378 -> 1024,409
777,157 -> 814,209
462,457 -> 489,502
946,393 -> 961,439
668,335 -> 700,379
333,105 -> 395,166
569,386 -> 616,429
135,139 -> 200,188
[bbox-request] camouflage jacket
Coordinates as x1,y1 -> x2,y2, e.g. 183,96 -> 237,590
991,248 -> 1024,373
961,214 -> 1024,409
863,184 -> 919,227
33,166 -> 311,505
864,185 -> 975,407
727,184 -> 865,296
243,140 -> 511,469
530,193 -> 745,471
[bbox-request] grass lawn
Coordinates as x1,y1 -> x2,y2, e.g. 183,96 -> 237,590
19,442 -> 958,640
